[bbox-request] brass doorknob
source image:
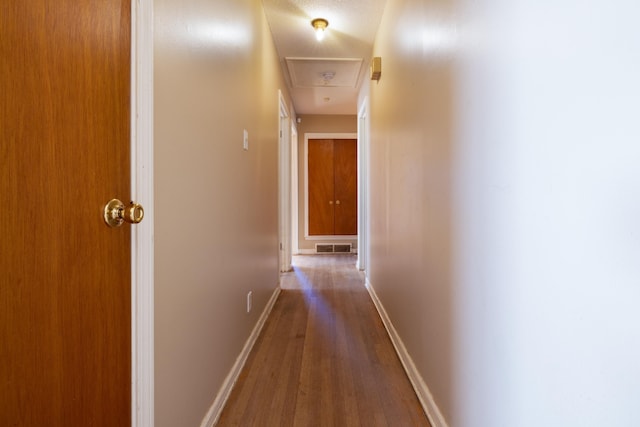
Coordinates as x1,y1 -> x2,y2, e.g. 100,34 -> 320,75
104,199 -> 144,228
335,200 -> 341,205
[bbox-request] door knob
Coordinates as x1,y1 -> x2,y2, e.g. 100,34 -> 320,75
329,201 -> 334,205
335,200 -> 341,205
104,199 -> 144,228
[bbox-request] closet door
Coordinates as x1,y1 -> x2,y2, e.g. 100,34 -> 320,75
308,139 -> 335,235
308,138 -> 357,236
334,139 -> 357,235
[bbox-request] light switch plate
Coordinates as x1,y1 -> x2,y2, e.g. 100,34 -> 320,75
243,129 -> 249,150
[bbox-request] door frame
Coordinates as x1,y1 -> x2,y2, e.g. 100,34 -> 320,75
290,122 -> 299,256
303,133 -> 358,241
131,1 -> 154,426
278,91 -> 292,272
357,98 -> 369,272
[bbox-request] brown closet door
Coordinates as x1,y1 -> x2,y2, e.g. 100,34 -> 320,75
334,139 -> 357,235
308,139 -> 335,235
308,138 -> 358,236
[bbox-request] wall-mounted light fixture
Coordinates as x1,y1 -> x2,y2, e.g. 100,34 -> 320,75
311,18 -> 329,41
370,57 -> 382,81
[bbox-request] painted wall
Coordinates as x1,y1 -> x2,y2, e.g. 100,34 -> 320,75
363,0 -> 640,425
153,0 -> 293,425
295,114 -> 358,251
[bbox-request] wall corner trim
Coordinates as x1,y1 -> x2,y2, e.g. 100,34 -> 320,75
200,286 -> 282,427
365,278 -> 449,427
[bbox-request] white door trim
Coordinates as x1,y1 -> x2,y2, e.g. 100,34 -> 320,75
290,122 -> 299,255
303,133 -> 358,241
357,98 -> 369,271
130,1 -> 154,426
278,91 -> 292,272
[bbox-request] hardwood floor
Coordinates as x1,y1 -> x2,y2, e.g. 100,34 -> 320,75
217,255 -> 430,426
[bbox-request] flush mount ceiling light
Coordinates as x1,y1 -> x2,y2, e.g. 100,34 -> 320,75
311,18 -> 329,41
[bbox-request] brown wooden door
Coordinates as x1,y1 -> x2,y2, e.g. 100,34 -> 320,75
333,139 -> 357,235
308,139 -> 335,235
0,1 -> 132,425
308,139 -> 357,236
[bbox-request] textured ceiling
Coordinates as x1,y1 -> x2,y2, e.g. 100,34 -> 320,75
262,0 -> 387,115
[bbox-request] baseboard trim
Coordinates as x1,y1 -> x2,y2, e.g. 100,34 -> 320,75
365,278 -> 448,427
200,286 -> 282,427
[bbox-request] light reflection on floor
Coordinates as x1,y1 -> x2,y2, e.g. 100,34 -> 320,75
279,254 -> 362,340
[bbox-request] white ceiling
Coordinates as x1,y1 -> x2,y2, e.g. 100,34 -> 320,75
262,0 -> 387,115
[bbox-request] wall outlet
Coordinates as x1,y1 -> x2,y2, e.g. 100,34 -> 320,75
243,129 -> 249,150
247,291 -> 252,313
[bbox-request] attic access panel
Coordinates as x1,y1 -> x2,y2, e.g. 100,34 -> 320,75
285,57 -> 364,88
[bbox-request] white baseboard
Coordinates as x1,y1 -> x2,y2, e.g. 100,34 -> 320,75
296,249 -> 315,255
200,286 -> 282,427
365,278 -> 448,427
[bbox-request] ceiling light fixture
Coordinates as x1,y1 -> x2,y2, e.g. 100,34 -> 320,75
311,18 -> 329,41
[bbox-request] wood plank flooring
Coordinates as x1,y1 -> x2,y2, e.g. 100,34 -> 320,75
217,255 -> 430,426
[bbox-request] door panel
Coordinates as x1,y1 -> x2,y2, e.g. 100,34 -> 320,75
308,139 -> 335,235
334,139 -> 357,235
0,1 -> 131,425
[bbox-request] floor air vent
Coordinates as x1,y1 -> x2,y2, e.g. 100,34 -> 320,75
315,243 -> 352,254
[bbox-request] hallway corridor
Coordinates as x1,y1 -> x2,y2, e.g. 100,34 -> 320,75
217,255 -> 430,426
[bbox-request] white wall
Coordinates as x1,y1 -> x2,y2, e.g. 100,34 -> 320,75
364,0 -> 640,425
153,0 -> 292,425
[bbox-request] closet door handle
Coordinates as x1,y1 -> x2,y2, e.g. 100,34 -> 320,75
335,200 -> 341,205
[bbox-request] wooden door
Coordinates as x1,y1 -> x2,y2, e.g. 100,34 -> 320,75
333,139 -> 357,235
308,139 -> 335,235
0,1 -> 132,425
308,139 -> 357,236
